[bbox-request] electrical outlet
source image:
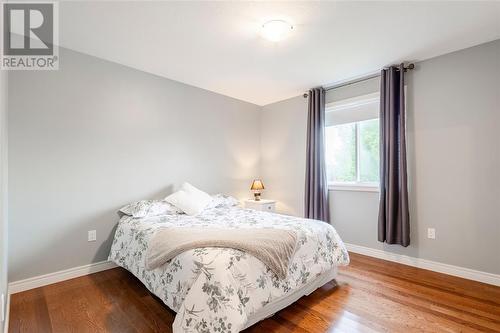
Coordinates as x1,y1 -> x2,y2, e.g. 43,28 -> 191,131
427,228 -> 436,239
88,230 -> 97,242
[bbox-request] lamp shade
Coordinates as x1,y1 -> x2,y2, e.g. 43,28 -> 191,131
250,179 -> 265,191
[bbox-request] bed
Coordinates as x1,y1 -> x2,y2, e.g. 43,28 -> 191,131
109,204 -> 349,333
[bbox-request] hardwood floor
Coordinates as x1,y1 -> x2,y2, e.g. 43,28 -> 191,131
9,253 -> 500,332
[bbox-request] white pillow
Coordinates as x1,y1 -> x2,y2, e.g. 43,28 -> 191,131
165,183 -> 212,215
180,182 -> 207,196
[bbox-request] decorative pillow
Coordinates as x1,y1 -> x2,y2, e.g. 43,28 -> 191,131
207,194 -> 240,209
165,183 -> 212,215
119,200 -> 182,218
180,182 -> 208,197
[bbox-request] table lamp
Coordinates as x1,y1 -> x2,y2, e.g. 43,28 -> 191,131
250,179 -> 265,201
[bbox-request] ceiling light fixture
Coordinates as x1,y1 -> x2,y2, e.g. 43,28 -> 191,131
261,20 -> 293,42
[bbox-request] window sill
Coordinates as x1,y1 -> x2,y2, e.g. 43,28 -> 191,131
328,183 -> 379,192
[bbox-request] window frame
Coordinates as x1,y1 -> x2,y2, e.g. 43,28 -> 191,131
325,95 -> 380,193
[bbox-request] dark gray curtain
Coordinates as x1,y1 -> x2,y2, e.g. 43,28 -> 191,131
305,87 -> 330,222
378,64 -> 410,246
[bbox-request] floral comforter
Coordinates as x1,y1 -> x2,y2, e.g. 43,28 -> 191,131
109,206 -> 349,333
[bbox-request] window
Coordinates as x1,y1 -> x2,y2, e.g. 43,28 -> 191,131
325,93 -> 380,191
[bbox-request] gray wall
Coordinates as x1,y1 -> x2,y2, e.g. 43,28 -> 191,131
260,95 -> 308,216
261,39 -> 500,274
0,69 -> 8,332
8,48 -> 261,281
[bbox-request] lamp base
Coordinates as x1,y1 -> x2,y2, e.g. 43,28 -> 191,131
253,192 -> 261,201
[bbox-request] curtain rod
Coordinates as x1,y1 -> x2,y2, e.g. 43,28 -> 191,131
303,63 -> 415,98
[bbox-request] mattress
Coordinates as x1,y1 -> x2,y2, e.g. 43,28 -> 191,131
244,266 -> 338,330
109,205 -> 349,332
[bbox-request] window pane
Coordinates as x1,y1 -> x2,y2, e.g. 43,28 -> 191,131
359,118 -> 380,182
325,123 -> 356,182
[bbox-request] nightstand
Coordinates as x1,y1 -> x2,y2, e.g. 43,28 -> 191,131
244,199 -> 276,212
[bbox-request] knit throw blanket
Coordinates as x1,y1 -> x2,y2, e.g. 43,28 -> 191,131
146,227 -> 298,279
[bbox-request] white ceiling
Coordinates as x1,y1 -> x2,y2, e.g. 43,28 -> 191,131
59,1 -> 500,106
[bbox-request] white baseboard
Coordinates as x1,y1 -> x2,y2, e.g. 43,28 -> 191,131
3,293 -> 9,333
345,243 -> 500,287
8,260 -> 117,294
7,245 -> 499,297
